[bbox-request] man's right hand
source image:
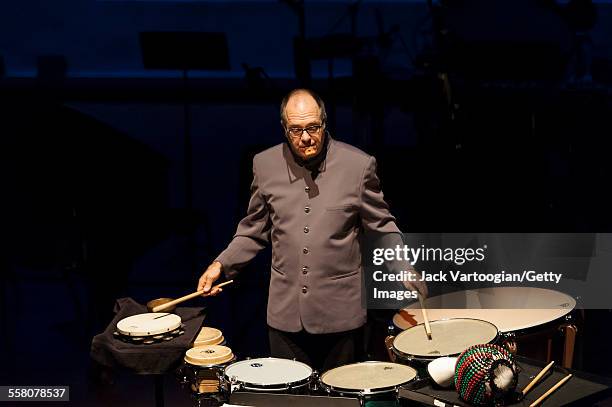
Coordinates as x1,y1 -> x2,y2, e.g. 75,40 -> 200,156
198,261 -> 223,296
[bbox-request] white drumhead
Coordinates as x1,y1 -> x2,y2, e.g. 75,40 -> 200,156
393,318 -> 498,358
393,287 -> 575,333
116,313 -> 182,337
224,358 -> 312,386
321,362 -> 417,391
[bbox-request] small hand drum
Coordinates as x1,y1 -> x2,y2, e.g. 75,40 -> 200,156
193,327 -> 226,347
114,313 -> 184,344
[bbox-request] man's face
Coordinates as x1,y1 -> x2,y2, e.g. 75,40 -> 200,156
283,93 -> 325,160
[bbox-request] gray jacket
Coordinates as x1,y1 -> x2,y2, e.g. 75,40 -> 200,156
216,137 -> 400,333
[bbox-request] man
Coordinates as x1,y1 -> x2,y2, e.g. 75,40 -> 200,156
198,89 -> 424,370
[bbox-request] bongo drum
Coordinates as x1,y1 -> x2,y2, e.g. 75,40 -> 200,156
193,327 -> 226,347
113,313 -> 184,344
222,358 -> 313,394
392,318 -> 499,371
182,345 -> 236,394
320,361 -> 417,406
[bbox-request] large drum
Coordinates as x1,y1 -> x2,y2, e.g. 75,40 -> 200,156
393,287 -> 575,332
222,358 -> 314,394
392,287 -> 578,366
320,361 -> 417,405
392,318 -> 500,368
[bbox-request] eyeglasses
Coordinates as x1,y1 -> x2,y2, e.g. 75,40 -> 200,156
285,124 -> 324,139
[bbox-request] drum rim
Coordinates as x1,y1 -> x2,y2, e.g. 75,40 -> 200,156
113,327 -> 184,342
392,317 -> 499,360
185,355 -> 237,368
499,309 -> 576,338
240,381 -> 311,392
195,327 -> 223,343
194,337 -> 225,346
319,361 -> 418,396
222,357 -> 313,389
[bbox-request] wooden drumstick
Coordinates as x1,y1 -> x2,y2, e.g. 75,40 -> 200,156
529,373 -> 572,407
418,294 -> 432,340
521,361 -> 555,396
151,280 -> 234,312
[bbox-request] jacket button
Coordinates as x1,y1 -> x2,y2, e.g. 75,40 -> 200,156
303,226 -> 309,233
302,266 -> 308,274
305,186 -> 310,193
302,286 -> 308,293
303,247 -> 309,254
304,206 -> 310,213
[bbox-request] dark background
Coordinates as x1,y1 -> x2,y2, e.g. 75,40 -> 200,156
2,0 -> 612,405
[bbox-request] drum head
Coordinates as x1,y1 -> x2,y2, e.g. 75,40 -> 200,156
393,318 -> 498,358
116,313 -> 182,337
185,345 -> 234,366
224,358 -> 312,387
194,327 -> 224,347
321,362 -> 417,393
393,287 -> 576,332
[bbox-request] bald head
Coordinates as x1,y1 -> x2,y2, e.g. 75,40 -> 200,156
280,89 -> 327,126
280,88 -> 327,160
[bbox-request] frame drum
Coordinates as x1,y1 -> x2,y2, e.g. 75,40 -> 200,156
114,313 -> 184,344
320,361 -> 417,405
223,358 -> 313,393
393,318 -> 499,366
116,313 -> 182,336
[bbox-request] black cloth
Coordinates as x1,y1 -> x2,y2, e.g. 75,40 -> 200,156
268,325 -> 364,373
90,297 -> 206,375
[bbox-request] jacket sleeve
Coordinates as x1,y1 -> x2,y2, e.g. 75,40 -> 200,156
215,158 -> 271,279
359,156 -> 428,297
359,156 -> 400,233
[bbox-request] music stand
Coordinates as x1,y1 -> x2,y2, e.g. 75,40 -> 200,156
140,32 -> 229,71
139,31 -> 229,407
139,30 -> 229,247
